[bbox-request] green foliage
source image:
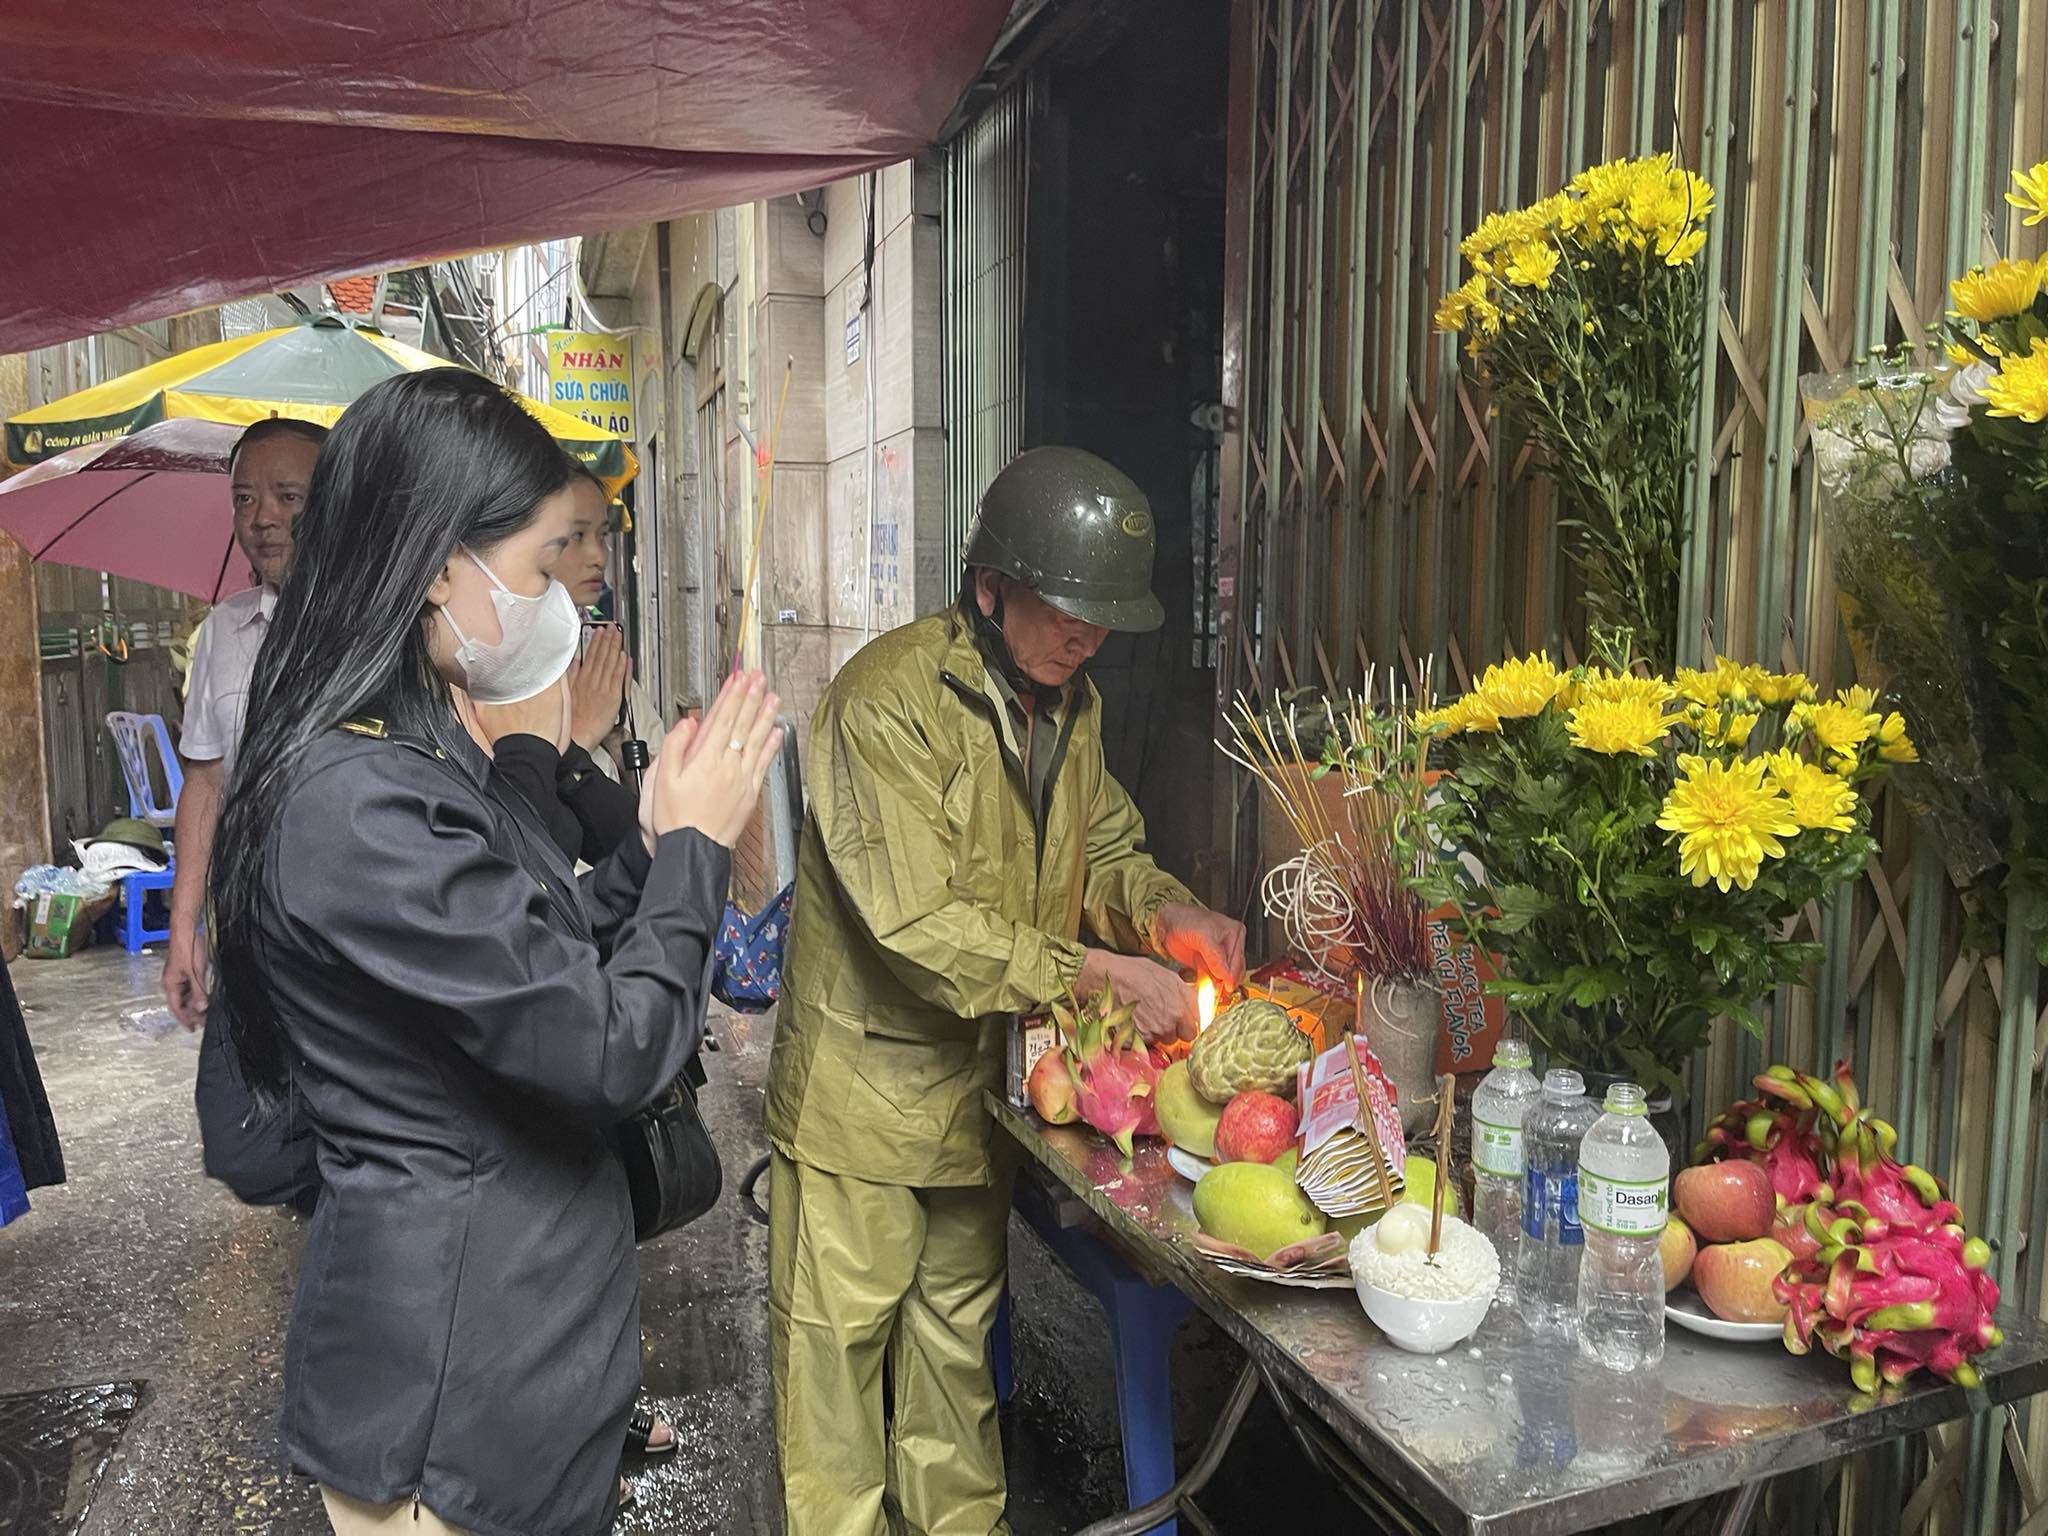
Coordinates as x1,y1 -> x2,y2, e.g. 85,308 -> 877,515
1808,317 -> 2048,964
1472,251 -> 1705,671
1443,155 -> 1714,671
1399,642 -> 1892,1096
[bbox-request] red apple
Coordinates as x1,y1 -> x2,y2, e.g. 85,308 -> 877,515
1214,1091 -> 1301,1164
1660,1214 -> 1697,1293
1027,1049 -> 1078,1125
1674,1161 -> 1775,1243
1771,1206 -> 1825,1265
1692,1238 -> 1792,1324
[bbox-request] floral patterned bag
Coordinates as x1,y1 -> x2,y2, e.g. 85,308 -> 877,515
713,883 -> 792,1013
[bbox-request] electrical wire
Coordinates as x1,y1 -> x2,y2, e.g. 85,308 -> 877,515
571,238 -> 656,337
484,251 -> 575,349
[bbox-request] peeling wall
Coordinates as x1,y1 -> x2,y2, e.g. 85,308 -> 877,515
758,164 -> 947,760
578,174 -> 947,870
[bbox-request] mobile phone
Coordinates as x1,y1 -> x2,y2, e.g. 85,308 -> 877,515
579,619 -> 619,658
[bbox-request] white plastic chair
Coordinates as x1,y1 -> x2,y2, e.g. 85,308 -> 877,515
105,711 -> 183,829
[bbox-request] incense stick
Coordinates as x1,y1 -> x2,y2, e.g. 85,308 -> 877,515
1221,689 -> 1434,986
730,356 -> 794,674
1427,1073 -> 1455,1258
1347,1034 -> 1397,1214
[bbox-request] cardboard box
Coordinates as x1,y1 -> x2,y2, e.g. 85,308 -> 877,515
1257,772 -> 1359,956
1006,1016 -> 1059,1110
23,891 -> 99,958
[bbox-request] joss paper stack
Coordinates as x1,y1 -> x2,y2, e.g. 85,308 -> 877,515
1293,1037 -> 1406,1218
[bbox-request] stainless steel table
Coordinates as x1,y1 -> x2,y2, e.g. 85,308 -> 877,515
990,1095 -> 2048,1535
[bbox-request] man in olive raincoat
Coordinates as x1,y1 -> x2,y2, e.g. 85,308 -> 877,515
765,446 -> 1246,1534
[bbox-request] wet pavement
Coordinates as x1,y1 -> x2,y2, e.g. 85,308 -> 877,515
1,947 -> 1348,1534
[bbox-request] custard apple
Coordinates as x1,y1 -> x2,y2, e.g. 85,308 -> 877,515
1188,998 -> 1312,1103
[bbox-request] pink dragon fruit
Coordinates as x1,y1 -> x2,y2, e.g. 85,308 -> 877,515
1692,1069 -> 1832,1208
1775,1208 -> 2002,1391
1053,983 -> 1167,1158
1762,1062 -> 2002,1392
1771,1062 -> 1960,1230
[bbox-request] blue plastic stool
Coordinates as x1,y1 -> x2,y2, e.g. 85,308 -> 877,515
118,864 -> 175,952
1004,1174 -> 1194,1536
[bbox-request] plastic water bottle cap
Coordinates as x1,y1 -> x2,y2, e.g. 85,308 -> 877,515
1494,1037 -> 1533,1070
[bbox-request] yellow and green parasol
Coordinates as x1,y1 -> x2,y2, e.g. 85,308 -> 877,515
4,314 -> 637,492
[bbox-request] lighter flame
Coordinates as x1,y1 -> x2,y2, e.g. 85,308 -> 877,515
1197,976 -> 1217,1032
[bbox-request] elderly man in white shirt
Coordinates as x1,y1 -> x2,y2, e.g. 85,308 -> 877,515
163,417 -> 327,1021
163,417 -> 328,1205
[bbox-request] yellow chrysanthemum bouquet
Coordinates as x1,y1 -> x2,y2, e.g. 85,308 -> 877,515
1403,640 -> 1909,1093
1437,154 -> 1714,667
1802,158 -> 2048,962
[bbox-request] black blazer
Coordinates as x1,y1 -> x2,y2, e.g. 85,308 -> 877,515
257,723 -> 725,1536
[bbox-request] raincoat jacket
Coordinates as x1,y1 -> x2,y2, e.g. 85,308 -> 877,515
258,723 -> 726,1536
765,610 -> 1194,1188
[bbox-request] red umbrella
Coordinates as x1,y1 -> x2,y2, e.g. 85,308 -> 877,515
0,418 -> 253,602
0,1 -> 1011,353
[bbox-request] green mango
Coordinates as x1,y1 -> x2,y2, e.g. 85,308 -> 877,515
1193,1160 -> 1329,1260
1332,1210 -> 1382,1242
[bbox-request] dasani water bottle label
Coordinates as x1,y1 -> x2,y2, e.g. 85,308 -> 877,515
1578,1170 -> 1668,1236
1474,1116 -> 1524,1177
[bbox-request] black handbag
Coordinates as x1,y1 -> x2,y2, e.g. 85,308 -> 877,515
615,1058 -> 722,1242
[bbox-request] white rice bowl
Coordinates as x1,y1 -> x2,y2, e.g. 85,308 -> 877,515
1350,1212 -> 1500,1353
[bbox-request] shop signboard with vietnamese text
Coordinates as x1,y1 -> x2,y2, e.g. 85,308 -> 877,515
546,332 -> 634,440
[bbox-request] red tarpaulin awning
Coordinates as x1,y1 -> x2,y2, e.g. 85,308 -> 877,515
0,2 -> 1009,353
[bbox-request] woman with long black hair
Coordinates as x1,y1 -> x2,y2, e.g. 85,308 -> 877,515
209,367 -> 779,1536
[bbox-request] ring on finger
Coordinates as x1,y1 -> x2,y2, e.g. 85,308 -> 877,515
728,738 -> 746,752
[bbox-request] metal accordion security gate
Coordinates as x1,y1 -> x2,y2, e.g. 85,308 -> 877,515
941,78 -> 1032,568
1216,2 -> 2048,1530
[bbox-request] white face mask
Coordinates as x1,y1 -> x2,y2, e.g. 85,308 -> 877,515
438,545 -> 581,703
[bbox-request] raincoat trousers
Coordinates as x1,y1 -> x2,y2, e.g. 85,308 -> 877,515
764,611 -> 1194,1535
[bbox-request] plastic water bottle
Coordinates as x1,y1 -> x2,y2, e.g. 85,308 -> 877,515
1515,1069 -> 1599,1340
1575,1081 -> 1670,1370
1470,1036 -> 1541,1306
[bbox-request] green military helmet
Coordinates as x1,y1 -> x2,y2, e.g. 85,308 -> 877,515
94,816 -> 166,854
962,446 -> 1164,633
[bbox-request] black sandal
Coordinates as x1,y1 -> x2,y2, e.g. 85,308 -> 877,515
623,1405 -> 676,1459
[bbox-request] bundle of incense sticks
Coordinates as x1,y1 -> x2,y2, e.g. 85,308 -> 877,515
1293,1034 -> 1407,1218
1217,672 -> 1435,989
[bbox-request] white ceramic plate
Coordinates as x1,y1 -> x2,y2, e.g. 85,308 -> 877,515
1665,1289 -> 1783,1343
1166,1146 -> 1215,1184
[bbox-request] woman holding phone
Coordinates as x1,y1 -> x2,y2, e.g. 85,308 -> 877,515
208,367 -> 780,1536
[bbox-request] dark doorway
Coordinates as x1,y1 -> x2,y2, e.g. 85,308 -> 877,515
1023,0 -> 1232,905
